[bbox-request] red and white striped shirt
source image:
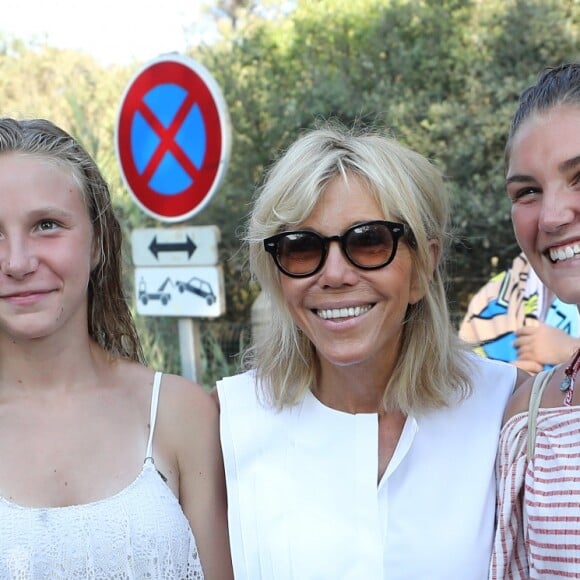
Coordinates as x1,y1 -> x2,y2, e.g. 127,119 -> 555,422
491,406 -> 580,579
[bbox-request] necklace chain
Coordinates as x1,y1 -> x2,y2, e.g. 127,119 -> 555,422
560,348 -> 580,405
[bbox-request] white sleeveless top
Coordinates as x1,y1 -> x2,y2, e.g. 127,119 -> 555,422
218,354 -> 516,580
0,372 -> 204,579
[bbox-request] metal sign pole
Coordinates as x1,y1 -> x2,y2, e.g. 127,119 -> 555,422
178,318 -> 203,384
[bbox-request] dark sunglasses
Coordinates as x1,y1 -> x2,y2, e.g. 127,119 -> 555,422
263,220 -> 412,278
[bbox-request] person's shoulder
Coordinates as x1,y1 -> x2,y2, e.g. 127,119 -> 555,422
502,374 -> 535,423
465,351 -> 520,383
502,363 -> 577,425
215,368 -> 257,398
216,368 -> 256,386
463,352 -> 529,397
460,353 -> 528,415
158,372 -> 217,419
152,373 -> 220,463
215,368 -> 278,417
105,360 -> 216,424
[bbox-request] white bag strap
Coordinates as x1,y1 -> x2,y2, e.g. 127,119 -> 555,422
527,368 -> 556,461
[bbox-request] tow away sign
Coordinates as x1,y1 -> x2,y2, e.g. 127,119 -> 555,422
134,266 -> 225,317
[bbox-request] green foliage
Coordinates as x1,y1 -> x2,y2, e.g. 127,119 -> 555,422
193,0 -> 579,322
199,321 -> 251,387
0,0 -> 578,376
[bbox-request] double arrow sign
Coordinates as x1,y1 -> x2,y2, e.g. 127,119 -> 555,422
148,235 -> 196,259
132,226 -> 220,267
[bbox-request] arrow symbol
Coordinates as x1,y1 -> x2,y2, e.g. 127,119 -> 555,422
148,236 -> 197,259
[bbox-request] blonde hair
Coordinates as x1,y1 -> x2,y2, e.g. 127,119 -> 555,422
244,122 -> 471,414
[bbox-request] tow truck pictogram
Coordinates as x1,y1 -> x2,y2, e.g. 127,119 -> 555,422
138,277 -> 172,306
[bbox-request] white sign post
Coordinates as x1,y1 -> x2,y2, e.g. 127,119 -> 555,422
131,226 -> 225,382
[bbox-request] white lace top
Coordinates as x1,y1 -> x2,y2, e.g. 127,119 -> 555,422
0,372 -> 204,579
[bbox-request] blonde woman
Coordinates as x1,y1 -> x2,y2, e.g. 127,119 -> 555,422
217,123 -> 526,579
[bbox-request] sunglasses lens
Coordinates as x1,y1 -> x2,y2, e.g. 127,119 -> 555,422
277,232 -> 323,275
266,221 -> 404,277
346,223 -> 395,267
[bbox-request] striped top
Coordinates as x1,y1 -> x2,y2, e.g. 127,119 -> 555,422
490,406 -> 580,579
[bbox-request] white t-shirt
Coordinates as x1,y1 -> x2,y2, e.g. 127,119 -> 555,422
218,354 -> 516,580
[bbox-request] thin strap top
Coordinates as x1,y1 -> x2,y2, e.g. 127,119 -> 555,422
145,371 -> 163,463
0,369 -> 204,578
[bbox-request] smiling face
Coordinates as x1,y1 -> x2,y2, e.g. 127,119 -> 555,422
0,153 -> 96,343
279,173 -> 425,378
506,105 -> 580,305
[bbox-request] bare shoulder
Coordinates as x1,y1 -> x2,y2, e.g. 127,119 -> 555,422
534,364 -> 572,408
503,372 -> 534,423
513,367 -> 531,393
209,385 -> 220,408
157,372 -> 217,425
153,373 -> 219,478
108,361 -> 215,417
152,374 -> 232,578
503,365 -> 569,424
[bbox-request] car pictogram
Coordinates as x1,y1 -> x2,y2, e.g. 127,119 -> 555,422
175,276 -> 216,305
